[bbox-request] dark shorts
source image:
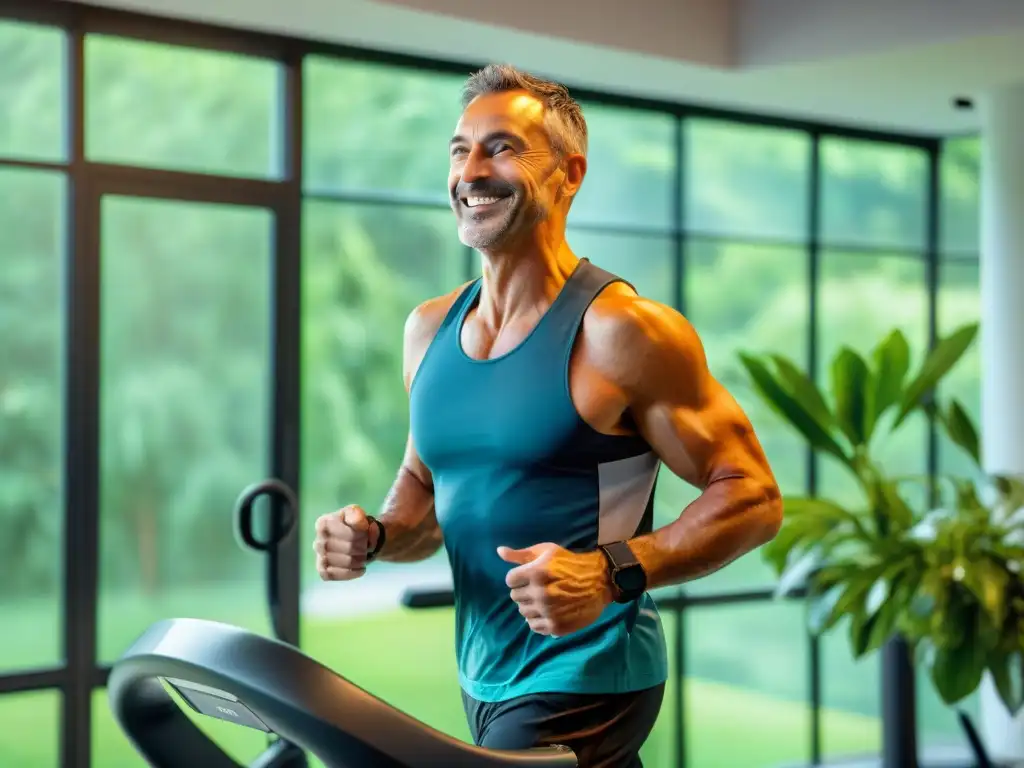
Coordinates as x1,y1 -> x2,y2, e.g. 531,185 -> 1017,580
461,684 -> 665,768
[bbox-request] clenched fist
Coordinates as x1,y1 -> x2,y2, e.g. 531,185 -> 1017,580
498,543 -> 614,637
313,505 -> 382,581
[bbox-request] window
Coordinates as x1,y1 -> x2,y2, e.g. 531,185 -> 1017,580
0,690 -> 60,766
820,138 -> 928,251
685,120 -> 811,241
685,602 -> 813,766
816,249 -> 928,759
816,251 -> 929,510
939,136 -> 981,256
85,35 -> 282,178
684,239 -> 809,592
0,20 -> 65,162
571,104 -> 676,230
96,197 -> 275,663
299,201 -> 466,734
303,58 -> 465,199
0,168 -> 65,672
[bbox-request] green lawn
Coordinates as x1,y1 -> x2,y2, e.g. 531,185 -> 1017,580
2,582 -> 961,767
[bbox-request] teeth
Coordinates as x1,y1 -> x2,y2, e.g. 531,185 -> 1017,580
466,196 -> 503,207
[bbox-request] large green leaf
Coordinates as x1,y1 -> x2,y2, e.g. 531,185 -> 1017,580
989,650 -> 1024,716
941,398 -> 981,466
929,638 -> 988,705
808,584 -> 845,634
893,323 -> 979,429
738,353 -> 852,465
775,547 -> 821,597
869,329 -> 911,433
831,346 -> 872,446
769,354 -> 836,433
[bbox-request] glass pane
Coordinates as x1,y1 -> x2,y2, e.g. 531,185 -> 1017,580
0,168 -> 64,671
640,611 -> 678,767
0,690 -> 60,767
821,619 -> 882,758
686,120 -> 810,241
685,602 -> 810,767
97,197 -> 274,663
818,251 -> 929,509
936,260 -> 981,483
300,201 -> 465,733
0,21 -> 64,162
85,35 -> 281,178
940,136 -> 981,256
685,240 -> 809,593
820,138 -> 928,250
304,57 -> 464,199
571,104 -> 675,229
93,685 -> 267,767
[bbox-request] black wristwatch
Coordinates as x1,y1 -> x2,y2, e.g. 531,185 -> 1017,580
365,516 -> 386,562
598,541 -> 647,603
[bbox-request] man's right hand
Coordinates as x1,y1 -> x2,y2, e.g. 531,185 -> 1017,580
313,505 -> 381,581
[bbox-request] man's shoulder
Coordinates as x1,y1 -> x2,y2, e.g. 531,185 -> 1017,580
404,280 -> 475,353
582,282 -> 705,383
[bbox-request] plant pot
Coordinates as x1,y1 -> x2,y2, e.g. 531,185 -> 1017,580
979,672 -> 1024,760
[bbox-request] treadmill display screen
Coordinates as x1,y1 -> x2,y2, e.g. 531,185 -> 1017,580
163,677 -> 272,733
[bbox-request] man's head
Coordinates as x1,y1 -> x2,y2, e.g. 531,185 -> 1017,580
449,64 -> 588,251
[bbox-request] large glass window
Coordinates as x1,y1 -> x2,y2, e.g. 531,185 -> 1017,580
820,138 -> 928,250
0,168 -> 65,672
303,57 -> 464,199
0,20 -> 65,162
571,104 -> 676,230
299,199 -> 466,734
685,240 -> 809,592
96,197 -> 275,667
0,691 -> 61,767
685,602 -> 813,767
85,35 -> 282,178
685,120 -> 811,241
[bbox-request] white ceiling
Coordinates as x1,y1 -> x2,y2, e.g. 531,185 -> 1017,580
72,0 -> 1024,136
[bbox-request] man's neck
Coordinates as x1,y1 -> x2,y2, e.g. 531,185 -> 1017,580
475,236 -> 578,329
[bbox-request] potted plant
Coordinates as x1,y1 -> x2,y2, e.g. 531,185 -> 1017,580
736,322 -> 1024,767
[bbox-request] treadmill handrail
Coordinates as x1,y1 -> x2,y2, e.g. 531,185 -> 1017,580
109,618 -> 577,768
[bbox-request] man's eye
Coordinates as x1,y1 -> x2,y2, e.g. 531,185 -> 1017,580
451,147 -> 468,156
495,144 -> 513,154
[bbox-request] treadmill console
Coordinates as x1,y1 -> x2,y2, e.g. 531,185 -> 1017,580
164,676 -> 272,733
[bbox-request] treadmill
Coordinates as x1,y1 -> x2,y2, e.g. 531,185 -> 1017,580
107,480 -> 577,768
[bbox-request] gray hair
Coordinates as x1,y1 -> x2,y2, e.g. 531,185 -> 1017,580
461,64 -> 588,157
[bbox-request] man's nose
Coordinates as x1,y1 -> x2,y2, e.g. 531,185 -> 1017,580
460,145 -> 492,183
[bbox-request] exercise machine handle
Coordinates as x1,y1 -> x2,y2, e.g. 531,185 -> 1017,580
233,478 -> 299,644
401,588 -> 455,609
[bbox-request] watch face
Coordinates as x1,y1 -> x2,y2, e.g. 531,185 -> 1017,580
616,565 -> 646,595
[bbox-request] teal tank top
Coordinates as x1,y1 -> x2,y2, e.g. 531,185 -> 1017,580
408,259 -> 669,703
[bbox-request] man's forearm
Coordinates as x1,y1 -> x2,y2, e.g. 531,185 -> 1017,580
375,465 -> 443,563
629,475 -> 782,590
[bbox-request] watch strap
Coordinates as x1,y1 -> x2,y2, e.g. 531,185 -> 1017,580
600,540 -> 639,570
365,516 -> 386,561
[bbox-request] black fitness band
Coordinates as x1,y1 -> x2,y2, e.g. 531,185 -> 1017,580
365,516 -> 386,561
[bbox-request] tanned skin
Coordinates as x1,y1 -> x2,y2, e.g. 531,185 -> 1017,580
314,89 -> 782,639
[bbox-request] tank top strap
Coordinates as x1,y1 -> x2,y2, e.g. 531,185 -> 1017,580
543,258 -> 634,345
435,278 -> 483,341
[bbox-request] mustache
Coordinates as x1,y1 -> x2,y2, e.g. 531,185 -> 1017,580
453,179 -> 516,201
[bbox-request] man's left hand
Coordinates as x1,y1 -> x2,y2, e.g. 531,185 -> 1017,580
497,543 -> 614,637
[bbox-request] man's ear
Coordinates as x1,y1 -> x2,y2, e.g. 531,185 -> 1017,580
561,153 -> 587,199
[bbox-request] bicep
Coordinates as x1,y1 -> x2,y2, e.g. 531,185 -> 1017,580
626,309 -> 772,490
638,375 -> 769,490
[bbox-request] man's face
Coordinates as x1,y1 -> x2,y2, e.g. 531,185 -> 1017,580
448,90 -> 566,251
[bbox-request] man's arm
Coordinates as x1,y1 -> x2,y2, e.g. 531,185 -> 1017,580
371,289 -> 464,562
613,298 -> 783,589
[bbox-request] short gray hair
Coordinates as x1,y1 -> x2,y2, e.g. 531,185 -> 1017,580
461,64 -> 588,157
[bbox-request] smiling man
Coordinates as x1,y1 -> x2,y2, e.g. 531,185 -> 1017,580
313,64 -> 783,767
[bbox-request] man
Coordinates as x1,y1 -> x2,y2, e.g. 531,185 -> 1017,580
313,64 -> 782,767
